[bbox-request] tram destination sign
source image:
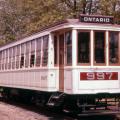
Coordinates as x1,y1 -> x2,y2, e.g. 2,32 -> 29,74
80,15 -> 114,24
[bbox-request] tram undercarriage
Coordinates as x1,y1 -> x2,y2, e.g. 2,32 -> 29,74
1,87 -> 120,114
62,94 -> 120,114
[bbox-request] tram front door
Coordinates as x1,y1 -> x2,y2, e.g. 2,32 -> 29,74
59,34 -> 64,92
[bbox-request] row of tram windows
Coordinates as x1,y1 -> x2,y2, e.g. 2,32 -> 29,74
54,30 -> 120,66
0,35 -> 49,70
0,30 -> 119,70
78,31 -> 120,65
54,31 -> 72,65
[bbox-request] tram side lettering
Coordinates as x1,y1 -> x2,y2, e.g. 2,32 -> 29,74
80,72 -> 118,80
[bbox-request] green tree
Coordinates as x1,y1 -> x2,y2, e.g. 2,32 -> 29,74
0,0 -> 120,45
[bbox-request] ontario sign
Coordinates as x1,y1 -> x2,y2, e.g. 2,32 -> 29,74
80,15 -> 114,24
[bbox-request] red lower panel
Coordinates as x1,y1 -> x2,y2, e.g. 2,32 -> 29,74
80,72 -> 118,80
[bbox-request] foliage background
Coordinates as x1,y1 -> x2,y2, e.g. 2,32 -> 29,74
0,0 -> 120,45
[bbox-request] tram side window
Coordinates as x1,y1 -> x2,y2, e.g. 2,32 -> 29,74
30,40 -> 35,67
65,31 -> 72,65
36,38 -> 41,67
4,50 -> 6,70
5,50 -> 8,70
1,51 -> 3,70
25,42 -> 30,68
94,32 -> 105,64
16,45 -> 20,69
109,32 -> 119,64
3,50 -> 6,70
20,44 -> 25,68
2,51 -> 5,70
0,52 -> 2,70
20,56 -> 24,68
42,35 -> 49,66
8,48 -> 12,69
78,32 -> 90,63
12,47 -> 16,69
54,36 -> 58,65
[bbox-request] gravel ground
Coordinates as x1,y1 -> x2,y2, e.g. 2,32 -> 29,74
0,101 -> 74,120
0,101 -> 117,120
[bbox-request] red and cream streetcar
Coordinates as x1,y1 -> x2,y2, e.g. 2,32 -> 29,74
0,14 -> 120,113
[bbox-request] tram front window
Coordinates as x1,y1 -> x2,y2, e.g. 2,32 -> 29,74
94,32 -> 105,64
109,31 -> 119,64
78,31 -> 90,63
65,31 -> 72,65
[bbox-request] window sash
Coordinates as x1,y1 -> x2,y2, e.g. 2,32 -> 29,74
65,31 -> 72,65
109,31 -> 119,65
94,31 -> 105,65
77,31 -> 90,64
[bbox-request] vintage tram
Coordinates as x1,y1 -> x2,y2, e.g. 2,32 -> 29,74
0,15 -> 120,113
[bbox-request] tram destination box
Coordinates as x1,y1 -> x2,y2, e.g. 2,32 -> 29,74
80,14 -> 114,24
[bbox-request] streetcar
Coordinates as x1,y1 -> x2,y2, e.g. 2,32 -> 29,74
0,14 -> 120,113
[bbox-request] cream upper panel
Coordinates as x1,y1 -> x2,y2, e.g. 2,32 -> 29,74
0,18 -> 119,51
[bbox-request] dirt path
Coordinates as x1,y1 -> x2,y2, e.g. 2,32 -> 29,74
0,101 -> 73,120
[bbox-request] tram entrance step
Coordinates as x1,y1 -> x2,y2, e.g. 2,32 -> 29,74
47,92 -> 65,107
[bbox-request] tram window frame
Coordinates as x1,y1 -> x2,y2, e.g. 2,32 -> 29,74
5,49 -> 8,70
20,43 -> 25,68
30,40 -> 35,67
1,51 -> 3,70
42,35 -> 49,66
8,48 -> 12,69
16,45 -> 20,69
36,37 -> 42,67
54,35 -> 58,66
12,47 -> 16,69
25,42 -> 30,68
77,30 -> 91,65
0,51 -> 2,70
20,55 -> 24,68
109,31 -> 120,65
94,31 -> 106,65
2,50 -> 5,70
65,31 -> 72,66
30,54 -> 35,67
4,50 -> 7,70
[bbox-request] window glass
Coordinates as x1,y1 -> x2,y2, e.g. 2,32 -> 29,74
30,54 -> 35,67
20,44 -> 25,68
36,37 -> 41,67
54,36 -> 58,65
25,42 -> 30,68
20,56 -> 24,68
31,40 -> 35,52
59,34 -> 64,65
42,35 -> 49,66
30,40 -> 35,67
2,50 -> 5,70
78,32 -> 90,63
0,52 -> 2,70
94,32 -> 105,64
8,48 -> 12,69
21,44 -> 25,55
65,31 -> 72,65
16,45 -> 20,69
5,50 -> 8,70
109,32 -> 119,64
12,47 -> 16,69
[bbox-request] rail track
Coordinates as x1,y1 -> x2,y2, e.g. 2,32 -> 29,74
0,95 -> 119,120
0,96 -> 74,120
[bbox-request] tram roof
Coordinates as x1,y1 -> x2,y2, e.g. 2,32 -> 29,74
0,16 -> 120,50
